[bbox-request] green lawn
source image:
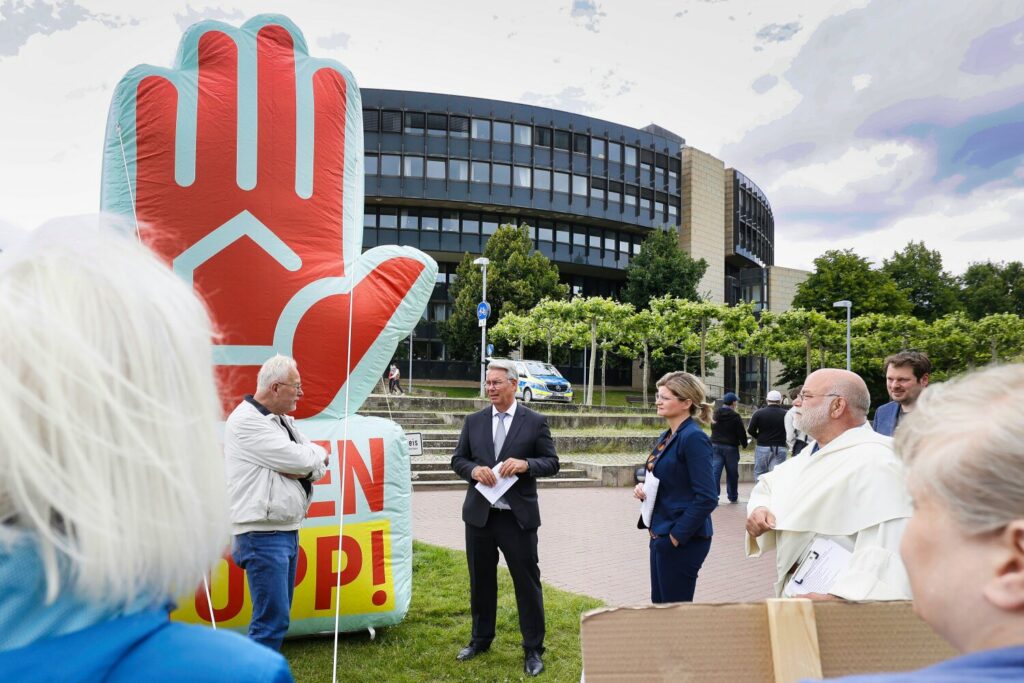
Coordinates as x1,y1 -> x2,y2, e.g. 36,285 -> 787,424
282,542 -> 603,682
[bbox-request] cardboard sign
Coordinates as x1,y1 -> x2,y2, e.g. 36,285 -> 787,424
581,600 -> 956,683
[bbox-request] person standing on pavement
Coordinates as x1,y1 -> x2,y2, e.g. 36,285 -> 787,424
873,351 -> 931,437
634,372 -> 719,604
450,359 -> 560,677
225,355 -> 329,651
710,392 -> 748,503
748,390 -> 789,482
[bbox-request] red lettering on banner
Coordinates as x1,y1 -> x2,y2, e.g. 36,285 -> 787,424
194,554 -> 245,623
340,438 -> 384,514
295,544 -> 308,585
371,529 -> 387,606
314,534 -> 362,609
308,470 -> 335,518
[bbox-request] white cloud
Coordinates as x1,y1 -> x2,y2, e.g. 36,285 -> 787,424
317,31 -> 350,50
755,21 -> 801,43
570,0 -> 605,33
767,142 -> 922,206
851,73 -> 871,90
777,181 -> 1024,274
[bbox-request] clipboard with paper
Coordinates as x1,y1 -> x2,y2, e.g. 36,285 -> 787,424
784,537 -> 852,597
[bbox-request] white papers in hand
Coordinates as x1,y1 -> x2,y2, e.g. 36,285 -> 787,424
474,464 -> 518,505
784,537 -> 853,597
640,470 -> 660,528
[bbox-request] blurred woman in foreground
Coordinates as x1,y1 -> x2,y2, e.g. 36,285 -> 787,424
0,222 -> 292,681
817,363 -> 1024,682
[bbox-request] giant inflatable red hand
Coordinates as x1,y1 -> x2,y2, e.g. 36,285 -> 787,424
101,15 -> 435,418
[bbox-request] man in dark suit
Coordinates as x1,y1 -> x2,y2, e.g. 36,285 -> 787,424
874,351 -> 932,436
450,359 -> 560,677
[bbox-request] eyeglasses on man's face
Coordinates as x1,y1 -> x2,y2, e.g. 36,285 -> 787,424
485,379 -> 514,388
277,382 -> 303,392
797,391 -> 840,401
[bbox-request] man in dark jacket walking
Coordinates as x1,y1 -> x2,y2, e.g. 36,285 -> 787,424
748,390 -> 789,482
710,392 -> 748,503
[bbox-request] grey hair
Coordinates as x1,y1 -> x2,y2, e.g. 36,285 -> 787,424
257,354 -> 298,391
896,364 -> 1024,534
0,219 -> 229,606
486,359 -> 518,383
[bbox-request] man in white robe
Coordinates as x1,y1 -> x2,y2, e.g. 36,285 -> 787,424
745,368 -> 912,600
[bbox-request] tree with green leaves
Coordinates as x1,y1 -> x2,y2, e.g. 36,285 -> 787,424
621,227 -> 708,308
792,249 -> 912,319
770,309 -> 844,383
651,297 -> 724,382
530,298 -> 576,363
489,311 -> 541,358
711,302 -> 759,395
441,224 -> 568,359
924,313 -> 980,377
973,313 -> 1024,364
594,300 -> 634,406
559,296 -> 626,406
958,261 -> 1024,319
619,309 -> 660,404
880,241 -> 961,321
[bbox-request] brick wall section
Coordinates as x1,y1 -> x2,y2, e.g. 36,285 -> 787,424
723,168 -> 736,258
680,148 -> 726,305
768,265 -> 811,388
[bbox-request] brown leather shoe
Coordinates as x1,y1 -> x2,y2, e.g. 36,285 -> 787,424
524,649 -> 544,676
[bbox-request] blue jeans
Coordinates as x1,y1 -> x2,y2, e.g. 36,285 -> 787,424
753,445 -> 787,482
232,530 -> 299,651
711,444 -> 740,502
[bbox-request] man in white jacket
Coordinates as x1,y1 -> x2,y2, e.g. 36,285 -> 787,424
745,368 -> 912,600
225,354 -> 329,650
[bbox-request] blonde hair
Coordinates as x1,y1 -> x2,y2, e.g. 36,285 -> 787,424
656,371 -> 714,425
896,363 -> 1024,534
0,219 -> 230,605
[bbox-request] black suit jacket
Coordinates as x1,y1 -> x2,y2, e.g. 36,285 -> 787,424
450,404 -> 560,530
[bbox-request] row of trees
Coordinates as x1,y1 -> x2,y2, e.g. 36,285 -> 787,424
491,297 -> 1024,407
439,223 -> 1024,408
793,243 -> 1024,323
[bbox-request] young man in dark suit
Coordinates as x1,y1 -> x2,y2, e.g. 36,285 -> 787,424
450,359 -> 560,677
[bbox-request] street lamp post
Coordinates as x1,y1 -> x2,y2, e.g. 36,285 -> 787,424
833,300 -> 852,371
474,257 -> 490,397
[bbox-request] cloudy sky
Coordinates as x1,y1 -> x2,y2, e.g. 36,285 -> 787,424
1,0 -> 1022,274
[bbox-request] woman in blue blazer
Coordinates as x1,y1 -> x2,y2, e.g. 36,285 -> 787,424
634,371 -> 719,603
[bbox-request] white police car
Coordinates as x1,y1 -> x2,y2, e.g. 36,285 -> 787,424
512,360 -> 573,403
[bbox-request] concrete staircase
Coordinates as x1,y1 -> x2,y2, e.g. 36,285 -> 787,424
411,460 -> 601,490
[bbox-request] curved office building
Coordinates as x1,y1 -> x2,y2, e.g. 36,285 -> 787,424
361,89 -> 781,388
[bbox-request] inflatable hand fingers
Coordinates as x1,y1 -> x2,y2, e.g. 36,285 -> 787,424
101,15 -> 436,417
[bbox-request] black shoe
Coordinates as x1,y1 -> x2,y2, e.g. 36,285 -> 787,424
456,643 -> 489,661
524,649 -> 544,676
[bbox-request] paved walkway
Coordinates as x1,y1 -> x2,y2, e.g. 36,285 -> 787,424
413,483 -> 777,605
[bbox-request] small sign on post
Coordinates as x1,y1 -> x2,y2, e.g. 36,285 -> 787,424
406,432 -> 422,457
477,301 -> 490,328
